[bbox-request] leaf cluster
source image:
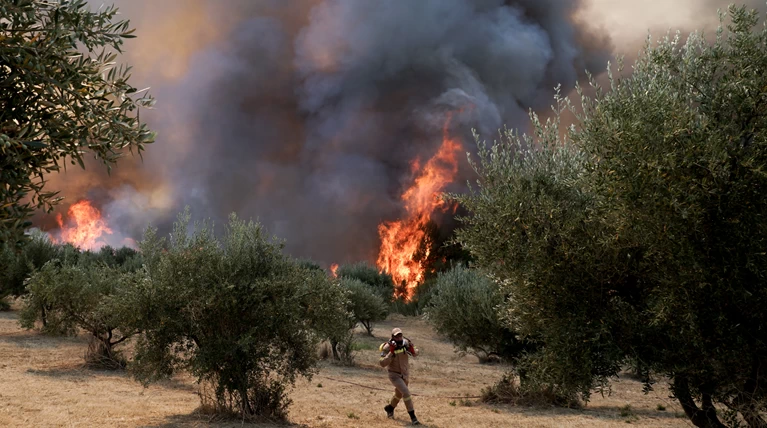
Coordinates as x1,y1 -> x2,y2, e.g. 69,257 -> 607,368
453,5 -> 767,425
19,257 -> 141,367
0,0 -> 155,248
426,265 -> 531,363
129,210 -> 351,420
340,277 -> 388,335
336,262 -> 395,303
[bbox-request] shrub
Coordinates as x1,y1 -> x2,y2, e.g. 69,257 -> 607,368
481,371 -> 581,408
337,262 -> 395,303
341,278 -> 388,335
331,330 -> 357,366
77,246 -> 143,271
0,231 -> 63,299
19,262 -> 140,368
426,266 -> 528,363
129,211 -> 350,420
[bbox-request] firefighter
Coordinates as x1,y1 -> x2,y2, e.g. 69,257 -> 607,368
379,327 -> 420,425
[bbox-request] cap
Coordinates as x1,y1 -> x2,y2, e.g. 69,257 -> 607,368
392,328 -> 403,336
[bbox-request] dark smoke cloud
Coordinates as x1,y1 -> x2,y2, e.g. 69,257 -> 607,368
41,0 -> 612,263
160,0 -> 612,264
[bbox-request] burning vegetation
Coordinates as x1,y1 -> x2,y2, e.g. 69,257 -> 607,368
53,200 -> 113,251
376,113 -> 463,300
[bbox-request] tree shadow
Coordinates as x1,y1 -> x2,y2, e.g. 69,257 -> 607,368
0,310 -> 20,321
25,366 -> 200,397
0,331 -> 84,349
482,401 -> 685,422
143,411 -> 306,427
26,365 -> 128,380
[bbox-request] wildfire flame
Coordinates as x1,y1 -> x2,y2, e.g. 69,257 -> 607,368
376,113 -> 462,300
54,200 -> 113,250
330,263 -> 339,278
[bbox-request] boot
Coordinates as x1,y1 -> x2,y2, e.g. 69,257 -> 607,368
384,404 -> 394,419
408,410 -> 420,425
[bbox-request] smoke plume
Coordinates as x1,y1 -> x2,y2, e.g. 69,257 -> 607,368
38,0 -> 752,264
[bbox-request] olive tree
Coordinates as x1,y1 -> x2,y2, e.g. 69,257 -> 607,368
341,277 -> 388,336
337,262 -> 395,302
427,266 -> 529,363
453,6 -> 767,427
19,261 -> 140,368
129,211 -> 350,420
0,0 -> 155,248
0,231 -> 80,313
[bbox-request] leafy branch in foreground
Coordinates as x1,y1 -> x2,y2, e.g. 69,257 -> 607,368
0,0 -> 155,248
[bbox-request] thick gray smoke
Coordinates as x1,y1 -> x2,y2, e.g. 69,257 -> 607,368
151,0 -> 611,264
45,0 -> 751,264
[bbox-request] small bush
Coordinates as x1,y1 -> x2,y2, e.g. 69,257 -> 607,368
77,245 -> 143,272
330,330 -> 357,366
426,266 -> 529,362
19,262 -> 140,368
337,262 -> 394,303
481,372 -> 581,408
620,404 -> 639,423
341,278 -> 387,335
0,231 -> 63,299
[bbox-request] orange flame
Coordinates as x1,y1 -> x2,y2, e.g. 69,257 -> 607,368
54,200 -> 113,250
376,113 -> 463,300
330,263 -> 339,278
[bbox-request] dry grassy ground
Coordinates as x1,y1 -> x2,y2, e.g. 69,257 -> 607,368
0,309 -> 692,427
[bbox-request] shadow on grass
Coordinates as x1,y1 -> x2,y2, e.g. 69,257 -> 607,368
481,401 -> 685,422
0,309 -> 20,320
143,411 -> 306,427
0,330 -> 85,349
25,365 -> 197,394
26,365 -> 128,380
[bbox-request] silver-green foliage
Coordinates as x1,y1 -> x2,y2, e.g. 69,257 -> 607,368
427,266 -> 523,363
341,277 -> 388,335
19,260 -> 140,367
453,5 -> 767,426
0,0 -> 155,248
337,262 -> 395,303
129,210 -> 351,420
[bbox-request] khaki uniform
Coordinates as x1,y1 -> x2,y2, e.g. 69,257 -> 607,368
379,340 -> 417,411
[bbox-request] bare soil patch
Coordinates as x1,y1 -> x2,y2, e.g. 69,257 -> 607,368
0,310 -> 690,427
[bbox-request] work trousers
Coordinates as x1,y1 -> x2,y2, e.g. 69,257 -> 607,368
388,371 -> 414,411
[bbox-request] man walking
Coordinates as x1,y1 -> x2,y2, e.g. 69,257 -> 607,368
379,327 -> 419,425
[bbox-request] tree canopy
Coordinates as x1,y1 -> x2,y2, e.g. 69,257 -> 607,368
452,6 -> 767,427
129,211 -> 351,419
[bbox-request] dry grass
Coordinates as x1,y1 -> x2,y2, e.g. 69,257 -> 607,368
0,309 -> 691,427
